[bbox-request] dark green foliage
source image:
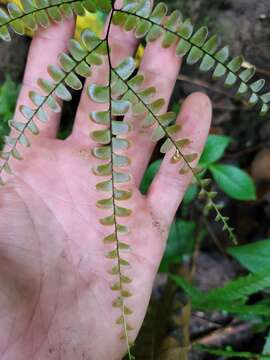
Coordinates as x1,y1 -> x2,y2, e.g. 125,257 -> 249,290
228,239 -> 270,273
196,345 -> 270,359
159,219 -> 196,273
199,134 -> 231,166
209,163 -> 256,201
0,76 -> 19,149
171,267 -> 270,315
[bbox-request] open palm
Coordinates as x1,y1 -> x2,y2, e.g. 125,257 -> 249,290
0,13 -> 211,360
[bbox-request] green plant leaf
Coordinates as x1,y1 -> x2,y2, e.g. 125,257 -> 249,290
228,239 -> 270,273
182,184 -> 198,205
210,164 -> 256,201
140,159 -> 161,194
196,345 -> 270,359
264,334 -> 270,357
159,219 -> 196,272
170,267 -> 270,315
0,76 -> 20,148
199,134 -> 231,166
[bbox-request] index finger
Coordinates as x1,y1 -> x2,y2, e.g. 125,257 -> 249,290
12,19 -> 75,142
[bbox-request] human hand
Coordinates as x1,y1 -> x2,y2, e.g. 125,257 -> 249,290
0,11 -> 211,360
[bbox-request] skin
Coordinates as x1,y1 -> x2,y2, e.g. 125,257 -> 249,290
0,9 -> 212,360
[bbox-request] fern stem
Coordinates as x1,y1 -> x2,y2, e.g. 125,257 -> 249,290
0,40 -> 103,176
105,9 -> 133,360
116,8 -> 268,112
114,69 -> 236,243
0,0 -> 83,29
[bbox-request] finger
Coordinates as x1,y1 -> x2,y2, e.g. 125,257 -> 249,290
123,39 -> 182,186
13,19 -> 75,140
147,92 -> 212,226
71,2 -> 139,144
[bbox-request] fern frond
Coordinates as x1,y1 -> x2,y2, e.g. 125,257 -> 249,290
88,55 -> 136,360
113,66 -> 236,242
205,266 -> 270,303
170,269 -> 270,316
0,0 -> 107,41
113,0 -> 270,116
0,28 -> 105,182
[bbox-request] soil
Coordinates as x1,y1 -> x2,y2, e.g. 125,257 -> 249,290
0,33 -> 29,82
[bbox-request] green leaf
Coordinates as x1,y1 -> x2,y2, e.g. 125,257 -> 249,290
200,54 -> 215,72
0,76 -> 19,148
171,269 -> 270,315
159,219 -> 196,272
146,24 -> 163,42
228,239 -> 270,273
92,146 -> 111,160
140,159 -> 161,194
111,100 -> 130,115
98,0 -> 111,12
202,34 -> 219,54
75,61 -> 92,77
68,39 -> 87,61
136,0 -> 151,17
191,26 -> 208,47
81,28 -> 100,50
178,18 -> 193,39
90,129 -> 111,144
264,334 -> 270,357
115,57 -> 135,80
150,2 -> 167,24
72,2 -> 85,16
58,53 -> 76,72
88,84 -> 109,103
0,25 -> 11,41
48,65 -> 65,82
210,164 -> 256,201
114,171 -> 130,183
227,55 -> 244,72
0,8 -> 10,24
90,110 -> 110,125
213,63 -> 226,79
199,134 -> 231,166
250,79 -> 265,93
239,67 -> 256,82
35,9 -> 50,28
65,72 -> 82,90
186,46 -> 203,65
55,83 -> 72,101
47,6 -> 62,22
183,184 -> 198,205
112,120 -> 130,135
112,138 -> 130,151
135,18 -> 151,38
196,345 -> 270,359
176,39 -> 191,57
215,46 -> 230,63
205,267 -> 270,303
225,72 -> 237,87
124,14 -> 138,31
82,0 -> 97,13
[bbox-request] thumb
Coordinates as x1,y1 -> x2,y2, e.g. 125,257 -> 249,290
146,92 -> 212,226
